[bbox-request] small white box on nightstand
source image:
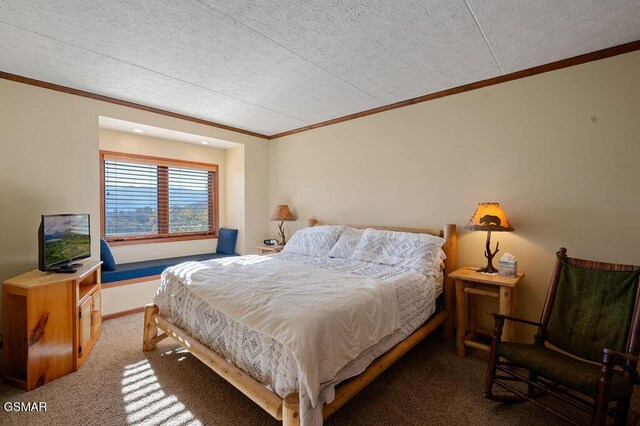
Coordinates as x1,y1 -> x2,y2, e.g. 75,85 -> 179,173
499,260 -> 518,277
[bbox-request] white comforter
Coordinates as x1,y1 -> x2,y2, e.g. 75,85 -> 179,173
165,255 -> 401,406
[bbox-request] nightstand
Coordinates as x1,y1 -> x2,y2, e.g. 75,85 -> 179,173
449,267 -> 524,357
254,245 -> 283,255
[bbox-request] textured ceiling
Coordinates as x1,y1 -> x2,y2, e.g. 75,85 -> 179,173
1,1 -> 639,136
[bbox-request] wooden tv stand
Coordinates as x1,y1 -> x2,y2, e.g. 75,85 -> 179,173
3,260 -> 102,390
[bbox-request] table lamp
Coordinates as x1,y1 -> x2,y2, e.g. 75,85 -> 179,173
464,202 -> 514,274
270,205 -> 295,245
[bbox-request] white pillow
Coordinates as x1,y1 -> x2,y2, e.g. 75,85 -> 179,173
351,228 -> 446,275
328,227 -> 364,259
282,225 -> 343,257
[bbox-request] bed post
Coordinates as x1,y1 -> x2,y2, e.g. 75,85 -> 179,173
442,224 -> 457,339
283,393 -> 300,426
143,303 -> 159,351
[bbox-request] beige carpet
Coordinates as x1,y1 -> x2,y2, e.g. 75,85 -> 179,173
1,313 -> 637,425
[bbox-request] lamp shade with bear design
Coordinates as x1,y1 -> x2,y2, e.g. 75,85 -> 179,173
465,202 -> 514,232
465,203 -> 514,273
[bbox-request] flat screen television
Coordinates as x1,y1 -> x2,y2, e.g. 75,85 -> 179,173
38,214 -> 91,272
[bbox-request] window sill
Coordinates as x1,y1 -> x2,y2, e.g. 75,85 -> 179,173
106,234 -> 216,247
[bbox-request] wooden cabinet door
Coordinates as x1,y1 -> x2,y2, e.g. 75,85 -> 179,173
91,288 -> 102,338
78,295 -> 93,357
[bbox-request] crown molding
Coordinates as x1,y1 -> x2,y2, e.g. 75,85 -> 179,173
269,39 -> 640,139
2,39 -> 639,141
0,71 -> 269,139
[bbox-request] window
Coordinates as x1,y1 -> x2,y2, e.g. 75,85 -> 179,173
100,151 -> 218,245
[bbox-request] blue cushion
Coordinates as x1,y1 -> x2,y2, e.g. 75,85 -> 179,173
101,252 -> 237,283
100,239 -> 117,271
216,228 -> 238,255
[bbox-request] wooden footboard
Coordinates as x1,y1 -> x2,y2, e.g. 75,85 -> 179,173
142,303 -> 285,420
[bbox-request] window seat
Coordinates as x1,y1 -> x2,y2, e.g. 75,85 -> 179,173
101,252 -> 238,284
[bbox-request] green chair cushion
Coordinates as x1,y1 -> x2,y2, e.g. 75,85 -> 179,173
497,342 -> 633,401
546,263 -> 640,363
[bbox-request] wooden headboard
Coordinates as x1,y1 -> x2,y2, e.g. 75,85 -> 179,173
308,219 -> 457,338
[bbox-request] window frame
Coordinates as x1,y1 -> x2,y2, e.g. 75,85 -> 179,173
99,150 -> 219,246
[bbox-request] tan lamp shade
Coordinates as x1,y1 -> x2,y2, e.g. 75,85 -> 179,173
270,205 -> 295,222
464,202 -> 514,232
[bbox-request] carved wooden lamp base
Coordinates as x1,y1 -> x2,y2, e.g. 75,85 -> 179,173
476,264 -> 498,274
476,230 -> 499,274
277,221 -> 287,245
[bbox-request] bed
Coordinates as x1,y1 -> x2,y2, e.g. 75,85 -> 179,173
142,220 -> 457,425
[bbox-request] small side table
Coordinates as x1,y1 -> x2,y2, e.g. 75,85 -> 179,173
449,267 -> 524,357
254,245 -> 283,255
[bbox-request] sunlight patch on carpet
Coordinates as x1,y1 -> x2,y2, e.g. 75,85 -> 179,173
122,359 -> 202,425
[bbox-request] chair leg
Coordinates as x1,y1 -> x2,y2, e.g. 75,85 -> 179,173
614,399 -> 630,426
592,351 -> 615,426
485,317 -> 505,400
485,354 -> 497,399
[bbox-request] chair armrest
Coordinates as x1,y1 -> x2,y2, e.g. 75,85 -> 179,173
601,349 -> 640,385
604,348 -> 640,363
488,312 -> 542,328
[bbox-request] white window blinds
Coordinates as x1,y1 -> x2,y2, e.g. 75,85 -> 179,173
101,152 -> 217,242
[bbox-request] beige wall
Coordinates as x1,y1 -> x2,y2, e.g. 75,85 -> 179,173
0,79 -> 270,328
226,145 -> 247,254
270,51 -> 640,340
102,279 -> 162,316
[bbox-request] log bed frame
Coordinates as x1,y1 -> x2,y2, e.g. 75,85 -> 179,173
142,220 -> 457,425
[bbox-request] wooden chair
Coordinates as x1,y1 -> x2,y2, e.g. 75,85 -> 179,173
485,248 -> 640,425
